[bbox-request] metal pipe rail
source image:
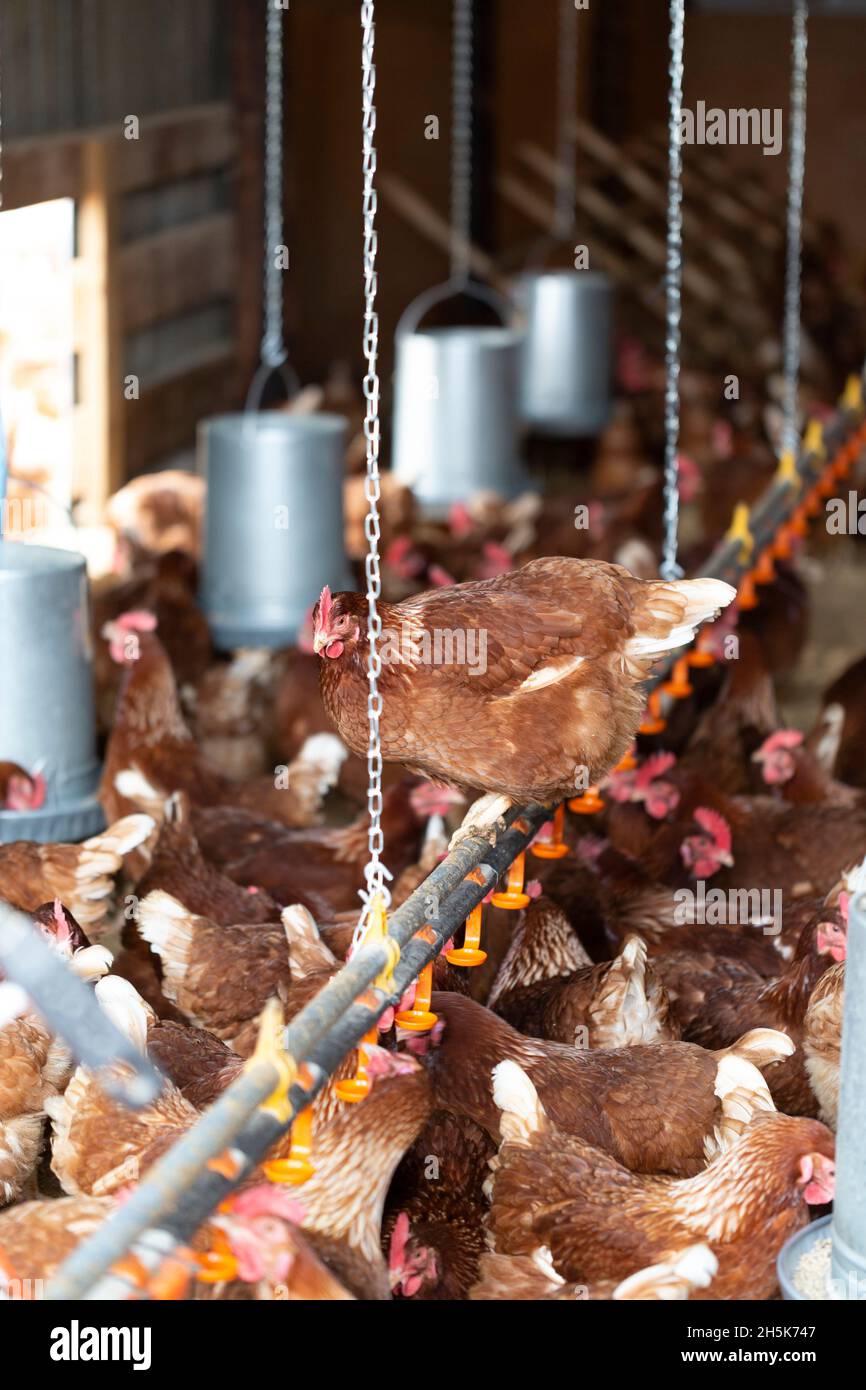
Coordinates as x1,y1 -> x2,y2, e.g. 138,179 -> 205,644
46,371 -> 865,1300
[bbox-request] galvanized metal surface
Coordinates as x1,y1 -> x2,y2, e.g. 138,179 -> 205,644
0,542 -> 104,842
392,280 -> 533,510
831,890 -> 866,1297
515,269 -> 613,437
198,411 -> 354,649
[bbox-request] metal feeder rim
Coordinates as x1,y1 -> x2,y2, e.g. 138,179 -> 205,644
0,794 -> 105,846
777,1214 -> 832,1301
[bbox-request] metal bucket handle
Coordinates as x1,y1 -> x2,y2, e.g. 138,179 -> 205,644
396,278 -> 518,339
240,359 -> 303,448
523,232 -> 579,274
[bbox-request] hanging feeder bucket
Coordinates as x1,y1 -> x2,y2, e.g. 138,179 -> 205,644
392,281 -> 533,513
514,268 -> 614,437
0,542 -> 103,843
199,407 -> 354,650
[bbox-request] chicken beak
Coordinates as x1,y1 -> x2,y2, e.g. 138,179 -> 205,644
312,630 -> 329,655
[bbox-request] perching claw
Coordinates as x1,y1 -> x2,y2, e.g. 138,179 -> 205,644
395,960 -> 438,1031
445,903 -> 488,965
490,851 -> 531,910
264,1104 -> 315,1184
531,803 -> 569,859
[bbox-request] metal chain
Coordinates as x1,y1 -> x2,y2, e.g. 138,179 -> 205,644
661,0 -> 685,583
781,1 -> 808,460
552,0 -> 577,240
261,0 -> 287,369
450,0 -> 473,284
356,0 -> 391,942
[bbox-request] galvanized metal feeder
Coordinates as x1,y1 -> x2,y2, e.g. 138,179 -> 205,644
0,541 -> 104,843
515,0 -> 612,438
199,406 -> 352,649
198,2 -> 353,649
391,279 -> 531,511
391,0 -> 532,511
515,267 -> 613,437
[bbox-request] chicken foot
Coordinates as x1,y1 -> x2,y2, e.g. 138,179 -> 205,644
448,793 -> 513,852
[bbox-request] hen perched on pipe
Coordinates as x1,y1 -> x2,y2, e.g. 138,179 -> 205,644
314,557 -> 735,841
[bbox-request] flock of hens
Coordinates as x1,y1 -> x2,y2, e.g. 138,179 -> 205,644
1,355 -> 865,1303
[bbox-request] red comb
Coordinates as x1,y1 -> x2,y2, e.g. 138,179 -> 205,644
317,585 -> 333,626
755,729 -> 804,758
52,899 -> 71,942
117,610 -> 158,632
635,751 -> 676,790
693,806 -> 732,853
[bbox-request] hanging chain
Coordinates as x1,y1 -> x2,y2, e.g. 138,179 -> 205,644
781,1 -> 808,459
261,0 -> 287,369
356,0 -> 391,945
450,0 -> 473,284
552,0 -> 577,240
660,0 -> 685,583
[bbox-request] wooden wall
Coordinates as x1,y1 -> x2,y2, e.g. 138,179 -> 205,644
1,0 -> 229,138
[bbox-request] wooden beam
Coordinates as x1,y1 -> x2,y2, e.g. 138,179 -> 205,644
112,104 -> 237,194
124,346 -> 236,474
379,172 -> 506,291
119,213 -> 237,334
3,132 -> 84,211
73,139 -> 124,511
2,104 -> 237,211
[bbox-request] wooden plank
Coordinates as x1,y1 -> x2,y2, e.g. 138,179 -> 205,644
112,103 -> 237,194
124,346 -> 237,474
72,139 -> 125,511
379,172 -> 506,291
2,103 -> 236,211
119,213 -> 237,333
3,132 -> 84,210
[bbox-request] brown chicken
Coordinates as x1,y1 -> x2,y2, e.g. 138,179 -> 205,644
144,1019 -> 243,1111
808,652 -> 866,791
313,559 -> 735,837
1,901 -> 114,1205
47,976 -> 199,1196
493,933 -> 678,1048
383,1110 -> 492,1300
0,1196 -> 116,1291
189,779 -> 460,916
803,961 -> 844,1128
99,628 -> 345,833
470,1242 -> 718,1301
0,762 -> 46,811
280,1047 -> 432,1299
421,992 -> 793,1176
0,814 -> 153,934
681,905 -> 847,1114
485,1060 -> 834,1299
136,892 -> 338,1050
487,896 -> 592,1008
